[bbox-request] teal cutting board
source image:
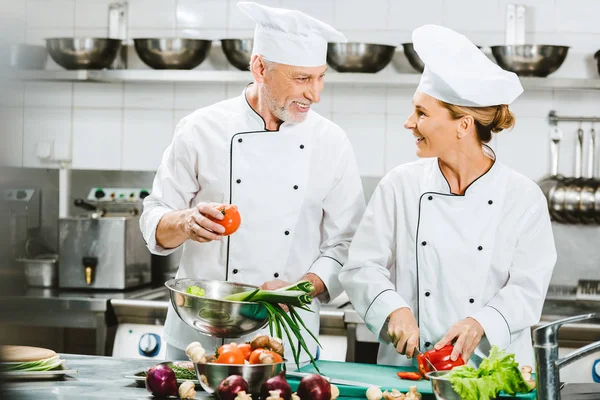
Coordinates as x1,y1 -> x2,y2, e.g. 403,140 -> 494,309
286,360 -> 536,399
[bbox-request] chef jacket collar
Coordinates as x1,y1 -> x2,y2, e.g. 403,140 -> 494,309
431,144 -> 498,196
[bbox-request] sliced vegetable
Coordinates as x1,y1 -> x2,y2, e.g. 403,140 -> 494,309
186,285 -> 205,297
406,385 -> 422,400
145,362 -> 177,397
397,371 -> 422,381
4,355 -> 64,372
417,344 -> 465,379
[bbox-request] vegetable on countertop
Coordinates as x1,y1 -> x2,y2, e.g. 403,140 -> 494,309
383,389 -> 405,399
218,375 -> 249,400
297,373 -> 331,400
396,372 -> 422,381
447,346 -> 533,400
261,371 -> 291,400
366,386 -> 384,400
234,391 -> 252,400
145,362 -> 178,398
178,380 -> 196,399
405,385 -> 422,400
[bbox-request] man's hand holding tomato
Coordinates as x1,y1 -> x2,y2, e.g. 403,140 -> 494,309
182,203 -> 242,243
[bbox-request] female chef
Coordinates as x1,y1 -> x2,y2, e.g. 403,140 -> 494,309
339,24 -> 557,368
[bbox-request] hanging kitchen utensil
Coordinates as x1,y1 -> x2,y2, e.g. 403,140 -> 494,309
540,125 -> 565,222
581,126 -> 597,224
561,127 -> 585,223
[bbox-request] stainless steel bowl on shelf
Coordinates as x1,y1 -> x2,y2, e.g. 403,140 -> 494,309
133,38 -> 212,70
165,278 -> 269,338
194,361 -> 285,395
45,38 -> 122,70
327,42 -> 396,73
401,42 -> 424,73
221,39 -> 253,71
491,45 -> 569,77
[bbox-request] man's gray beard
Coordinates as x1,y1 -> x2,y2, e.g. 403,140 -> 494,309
261,84 -> 307,124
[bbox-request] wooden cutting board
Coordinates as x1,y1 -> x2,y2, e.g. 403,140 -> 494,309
0,345 -> 57,362
287,360 -> 536,399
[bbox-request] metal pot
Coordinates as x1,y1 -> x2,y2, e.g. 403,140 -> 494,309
580,127 -> 597,224
539,125 -> 565,221
18,254 -> 59,288
561,127 -> 585,223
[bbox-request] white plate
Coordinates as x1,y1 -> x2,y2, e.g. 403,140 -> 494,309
1,367 -> 78,380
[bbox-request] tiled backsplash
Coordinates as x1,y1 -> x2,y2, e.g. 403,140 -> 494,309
1,0 -> 600,182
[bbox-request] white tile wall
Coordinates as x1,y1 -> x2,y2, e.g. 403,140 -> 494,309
23,107 -> 72,168
176,0 -> 228,29
24,82 -> 72,108
5,0 -> 600,182
174,83 -> 227,109
122,110 -> 173,171
332,112 -> 386,177
0,108 -> 24,167
26,0 -> 75,29
72,108 -> 122,170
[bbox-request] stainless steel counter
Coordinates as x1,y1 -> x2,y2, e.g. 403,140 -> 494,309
0,284 -> 168,355
2,353 -> 212,399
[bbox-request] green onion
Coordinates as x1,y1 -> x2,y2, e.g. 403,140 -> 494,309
220,280 -> 321,372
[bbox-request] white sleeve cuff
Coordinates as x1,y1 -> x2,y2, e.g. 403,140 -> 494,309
471,306 -> 512,350
308,256 -> 343,302
141,207 -> 180,256
364,289 -> 410,344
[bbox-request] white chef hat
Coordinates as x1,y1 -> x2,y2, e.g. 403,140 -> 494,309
237,1 -> 347,67
413,24 -> 523,107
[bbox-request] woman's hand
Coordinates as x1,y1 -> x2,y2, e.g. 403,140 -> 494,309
387,308 -> 420,358
435,317 -> 484,362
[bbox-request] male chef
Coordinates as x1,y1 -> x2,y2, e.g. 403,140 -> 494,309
140,2 -> 366,363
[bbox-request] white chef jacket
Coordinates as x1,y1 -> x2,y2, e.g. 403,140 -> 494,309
339,147 -> 556,368
140,87 -> 366,363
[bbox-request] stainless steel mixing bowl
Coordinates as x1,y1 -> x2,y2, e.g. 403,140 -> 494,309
491,45 -> 569,77
221,39 -> 253,71
427,371 -> 462,400
194,361 -> 285,395
401,42 -> 424,73
165,278 -> 269,338
133,38 -> 212,69
327,42 -> 396,73
45,38 -> 122,70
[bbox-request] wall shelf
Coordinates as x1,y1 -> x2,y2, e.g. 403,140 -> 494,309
8,69 -> 600,91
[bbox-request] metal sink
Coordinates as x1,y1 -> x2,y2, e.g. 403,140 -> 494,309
561,383 -> 600,399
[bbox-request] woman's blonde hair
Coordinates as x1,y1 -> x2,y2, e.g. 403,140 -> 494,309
438,101 -> 516,143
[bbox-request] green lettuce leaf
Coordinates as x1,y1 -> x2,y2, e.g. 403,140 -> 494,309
447,346 -> 532,400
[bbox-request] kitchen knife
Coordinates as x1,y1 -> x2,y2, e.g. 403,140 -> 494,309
285,371 -> 377,388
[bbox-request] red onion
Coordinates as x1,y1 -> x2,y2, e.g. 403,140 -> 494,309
217,375 -> 249,400
297,374 -> 331,400
145,362 -> 177,397
261,371 -> 292,400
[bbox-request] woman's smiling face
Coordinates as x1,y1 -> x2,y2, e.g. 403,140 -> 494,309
404,91 -> 462,158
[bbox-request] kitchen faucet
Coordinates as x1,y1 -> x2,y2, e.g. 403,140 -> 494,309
534,313 -> 600,400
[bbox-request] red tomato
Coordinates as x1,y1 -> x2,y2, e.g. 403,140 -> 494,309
397,372 -> 423,381
248,348 -> 266,364
208,204 -> 241,236
237,343 -> 252,361
217,343 -> 237,356
216,347 -> 245,365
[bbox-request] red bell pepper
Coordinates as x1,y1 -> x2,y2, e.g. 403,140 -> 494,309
397,371 -> 422,381
417,344 -> 465,380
